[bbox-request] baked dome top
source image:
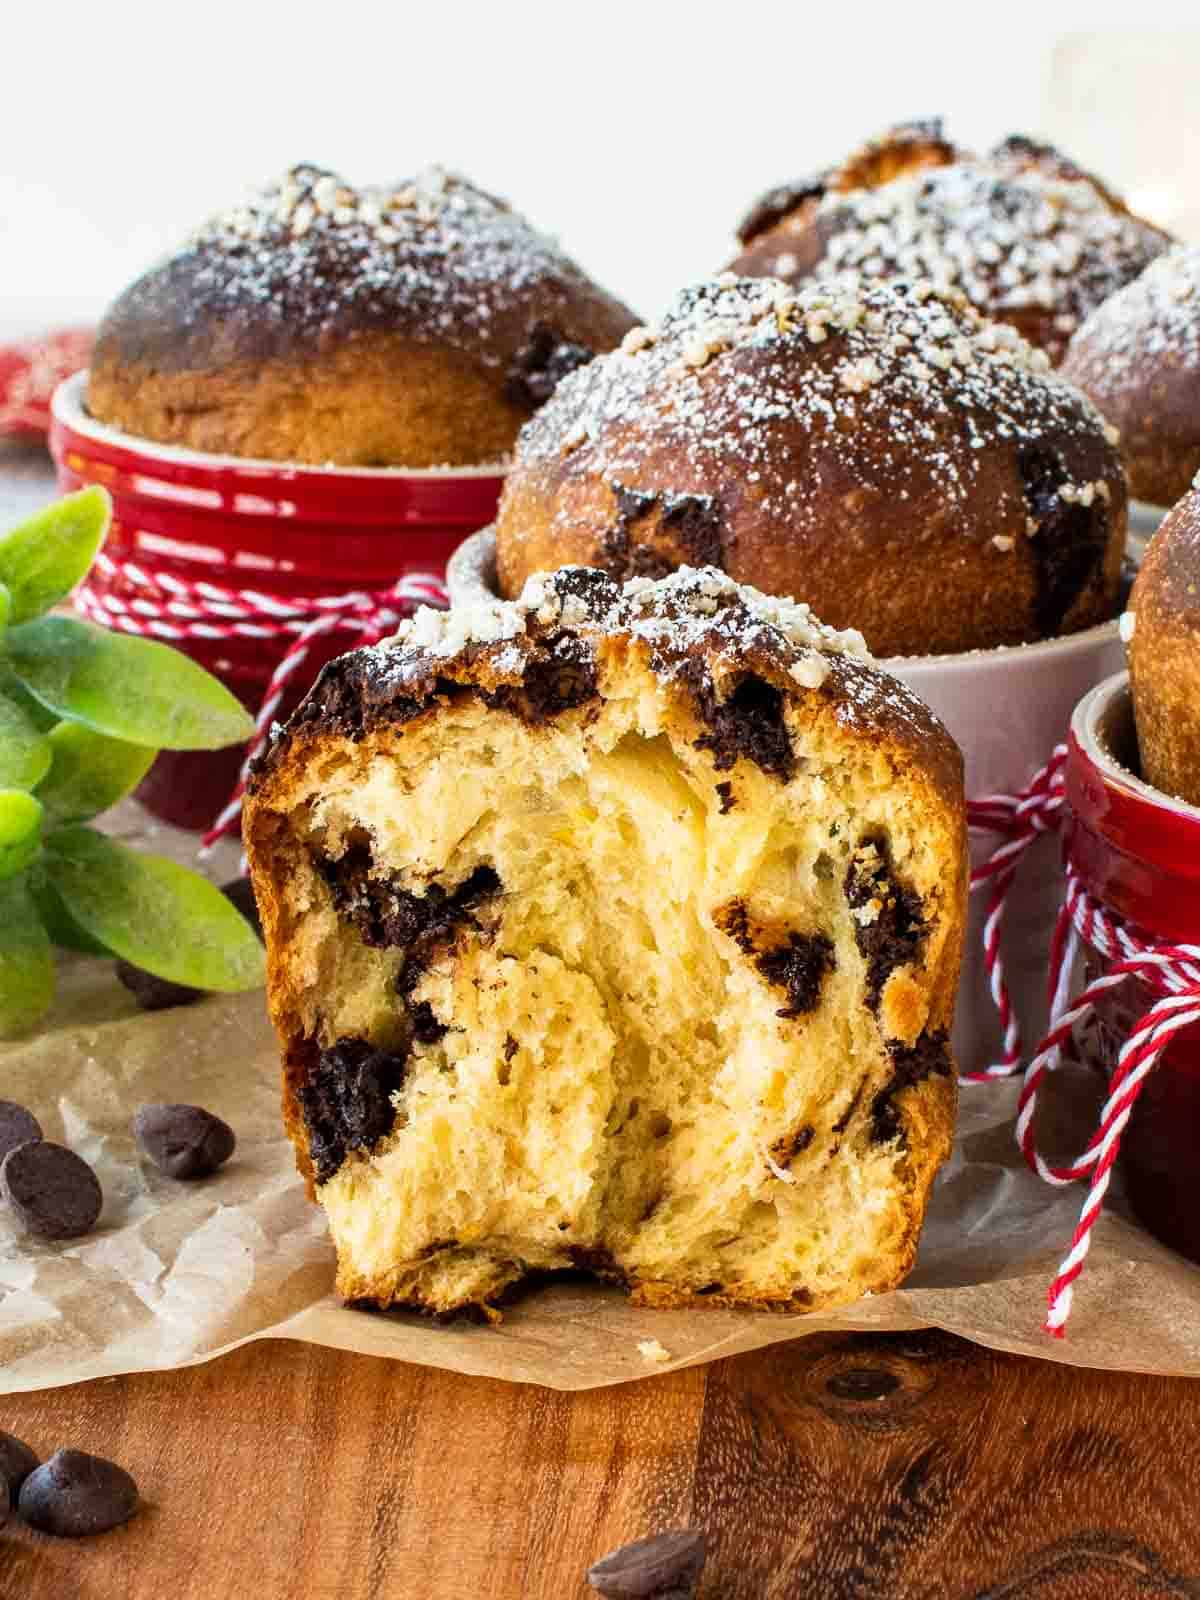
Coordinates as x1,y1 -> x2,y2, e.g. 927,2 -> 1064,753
96,163 -> 635,380
495,274 -> 1127,656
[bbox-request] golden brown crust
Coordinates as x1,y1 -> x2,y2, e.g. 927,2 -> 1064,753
1061,248 -> 1200,507
495,277 -> 1127,658
88,165 -> 636,467
728,132 -> 1168,367
1128,487 -> 1200,805
244,565 -> 967,1318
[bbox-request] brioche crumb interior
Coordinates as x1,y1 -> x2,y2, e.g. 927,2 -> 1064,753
281,683 -> 949,1313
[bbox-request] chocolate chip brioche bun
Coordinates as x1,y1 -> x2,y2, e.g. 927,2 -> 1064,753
244,565 -> 966,1317
729,127 -> 1168,365
1062,247 -> 1200,508
1127,483 -> 1200,805
87,165 -> 637,468
495,275 -> 1127,658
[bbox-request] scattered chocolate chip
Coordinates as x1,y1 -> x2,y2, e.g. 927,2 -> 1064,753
18,1449 -> 138,1537
133,1104 -> 236,1179
587,1530 -> 707,1598
114,960 -> 204,1012
0,1142 -> 102,1240
221,876 -> 263,940
0,1101 -> 42,1164
0,1431 -> 38,1501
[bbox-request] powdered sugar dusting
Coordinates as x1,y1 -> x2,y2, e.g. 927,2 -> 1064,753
800,164 -> 1165,357
383,564 -> 870,698
516,273 -> 1117,531
1064,245 -> 1200,393
166,163 -> 626,360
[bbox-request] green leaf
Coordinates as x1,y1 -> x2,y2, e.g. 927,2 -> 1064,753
6,617 -> 254,750
27,867 -> 112,955
0,791 -> 42,880
0,875 -> 54,1038
0,687 -> 52,789
0,581 -> 10,637
36,723 -> 157,826
44,827 -> 265,992
0,487 -> 111,624
0,669 -> 59,732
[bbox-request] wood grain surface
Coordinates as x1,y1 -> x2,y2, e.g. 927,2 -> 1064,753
3,1330 -> 1199,1599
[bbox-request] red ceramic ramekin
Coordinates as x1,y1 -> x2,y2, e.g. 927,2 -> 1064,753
50,372 -> 505,829
1066,671 -> 1200,1263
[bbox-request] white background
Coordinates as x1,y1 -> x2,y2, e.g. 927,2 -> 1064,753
2,7 -> 1199,337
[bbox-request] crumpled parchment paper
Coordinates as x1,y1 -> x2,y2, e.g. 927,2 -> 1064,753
5,949 -> 1200,1394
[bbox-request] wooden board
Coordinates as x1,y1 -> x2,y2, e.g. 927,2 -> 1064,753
3,1331 -> 1200,1598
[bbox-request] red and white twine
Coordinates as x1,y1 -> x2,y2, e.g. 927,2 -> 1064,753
74,548 -> 448,851
969,753 -> 1200,1336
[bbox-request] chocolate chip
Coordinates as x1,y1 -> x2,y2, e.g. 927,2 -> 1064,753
686,665 -> 795,782
871,1031 -> 953,1144
506,322 -> 596,406
18,1449 -> 138,1537
0,1142 -> 102,1239
844,835 -> 927,1014
1018,444 -> 1110,638
296,1037 -> 410,1184
408,1002 -> 448,1046
587,1530 -> 707,1598
0,1101 -> 42,1164
756,931 -> 835,1018
0,1432 -> 39,1501
114,960 -> 204,1012
133,1104 -> 236,1179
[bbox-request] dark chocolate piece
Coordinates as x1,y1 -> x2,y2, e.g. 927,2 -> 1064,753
316,849 -> 500,958
587,1530 -> 707,1598
296,1038 -> 410,1184
133,1104 -> 237,1180
871,1031 -> 953,1144
0,1142 -> 102,1240
0,1432 -> 38,1502
685,665 -> 795,782
506,322 -> 596,406
0,1101 -> 42,1165
1018,444 -> 1110,638
755,932 -> 836,1018
18,1449 -> 138,1538
845,835 -> 927,1014
114,960 -> 203,1012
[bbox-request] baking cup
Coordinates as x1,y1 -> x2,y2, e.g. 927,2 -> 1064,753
50,373 -> 505,829
1066,672 -> 1200,1263
447,526 -> 1130,1076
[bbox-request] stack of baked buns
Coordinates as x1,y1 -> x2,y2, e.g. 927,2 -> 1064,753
245,565 -> 967,1317
729,118 -> 1169,366
87,163 -> 638,468
495,272 -> 1128,657
237,126 -> 1173,1323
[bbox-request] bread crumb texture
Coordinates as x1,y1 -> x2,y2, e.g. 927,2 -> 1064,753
245,567 -> 966,1319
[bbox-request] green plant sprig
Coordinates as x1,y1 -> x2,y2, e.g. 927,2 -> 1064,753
0,488 -> 265,1037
